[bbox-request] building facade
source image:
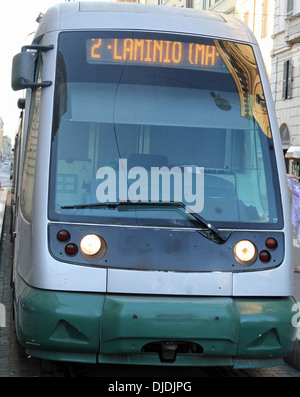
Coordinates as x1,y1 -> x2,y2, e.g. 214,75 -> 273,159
0,118 -> 4,158
270,0 -> 300,175
202,0 -> 275,77
156,0 -> 202,8
0,117 -> 12,159
2,135 -> 12,158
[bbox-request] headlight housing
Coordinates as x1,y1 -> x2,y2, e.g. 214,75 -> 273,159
233,240 -> 257,267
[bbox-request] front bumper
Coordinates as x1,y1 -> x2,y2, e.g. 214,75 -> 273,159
14,274 -> 298,368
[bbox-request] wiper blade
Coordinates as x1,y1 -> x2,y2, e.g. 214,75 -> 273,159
60,201 -> 227,243
61,202 -> 120,210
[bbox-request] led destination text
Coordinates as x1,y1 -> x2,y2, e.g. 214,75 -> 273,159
87,38 -> 220,68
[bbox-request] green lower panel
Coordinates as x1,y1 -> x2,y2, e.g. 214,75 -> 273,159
14,274 -> 298,367
99,295 -> 297,366
100,295 -> 238,357
15,275 -> 104,362
235,299 -> 298,358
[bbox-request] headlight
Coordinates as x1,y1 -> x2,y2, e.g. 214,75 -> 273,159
80,234 -> 102,256
233,240 -> 257,267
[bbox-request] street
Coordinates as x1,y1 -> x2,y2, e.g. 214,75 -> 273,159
0,161 -> 299,378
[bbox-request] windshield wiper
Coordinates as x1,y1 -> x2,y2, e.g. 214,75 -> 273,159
60,201 -> 227,243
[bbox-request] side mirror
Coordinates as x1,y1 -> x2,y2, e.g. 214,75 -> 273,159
11,44 -> 54,91
12,52 -> 35,91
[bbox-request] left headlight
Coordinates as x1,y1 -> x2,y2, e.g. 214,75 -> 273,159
80,234 -> 102,256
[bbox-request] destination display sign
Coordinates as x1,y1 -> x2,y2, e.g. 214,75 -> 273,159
86,38 -> 222,69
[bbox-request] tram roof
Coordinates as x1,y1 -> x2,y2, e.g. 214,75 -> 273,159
35,2 -> 257,45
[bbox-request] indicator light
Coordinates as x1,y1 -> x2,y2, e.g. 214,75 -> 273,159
65,243 -> 78,256
233,240 -> 257,267
57,230 -> 70,243
36,12 -> 44,23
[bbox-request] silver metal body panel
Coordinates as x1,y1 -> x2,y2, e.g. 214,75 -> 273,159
34,2 -> 255,45
107,268 -> 232,295
232,44 -> 294,296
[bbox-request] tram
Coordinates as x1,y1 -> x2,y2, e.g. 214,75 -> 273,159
11,2 -> 298,367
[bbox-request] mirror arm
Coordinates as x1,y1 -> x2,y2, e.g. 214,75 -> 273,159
24,45 -> 54,89
25,45 -> 55,89
30,81 -> 53,89
21,44 -> 54,53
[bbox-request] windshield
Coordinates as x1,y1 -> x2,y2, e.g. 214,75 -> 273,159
49,31 -> 282,229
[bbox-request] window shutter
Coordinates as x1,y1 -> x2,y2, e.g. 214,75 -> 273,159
282,61 -> 288,99
287,60 -> 293,99
282,60 -> 292,99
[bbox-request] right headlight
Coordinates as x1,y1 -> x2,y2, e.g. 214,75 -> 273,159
233,240 -> 257,267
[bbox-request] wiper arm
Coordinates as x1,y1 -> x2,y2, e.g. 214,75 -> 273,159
171,201 -> 227,243
60,201 -> 227,243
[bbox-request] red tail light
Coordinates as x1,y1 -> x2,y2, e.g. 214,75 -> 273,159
57,230 -> 70,243
65,243 -> 78,256
265,237 -> 277,250
259,250 -> 271,263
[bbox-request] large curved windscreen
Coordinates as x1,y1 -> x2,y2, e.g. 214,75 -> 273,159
49,31 -> 282,229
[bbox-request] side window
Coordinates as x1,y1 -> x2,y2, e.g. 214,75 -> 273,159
20,54 -> 43,221
287,0 -> 294,17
